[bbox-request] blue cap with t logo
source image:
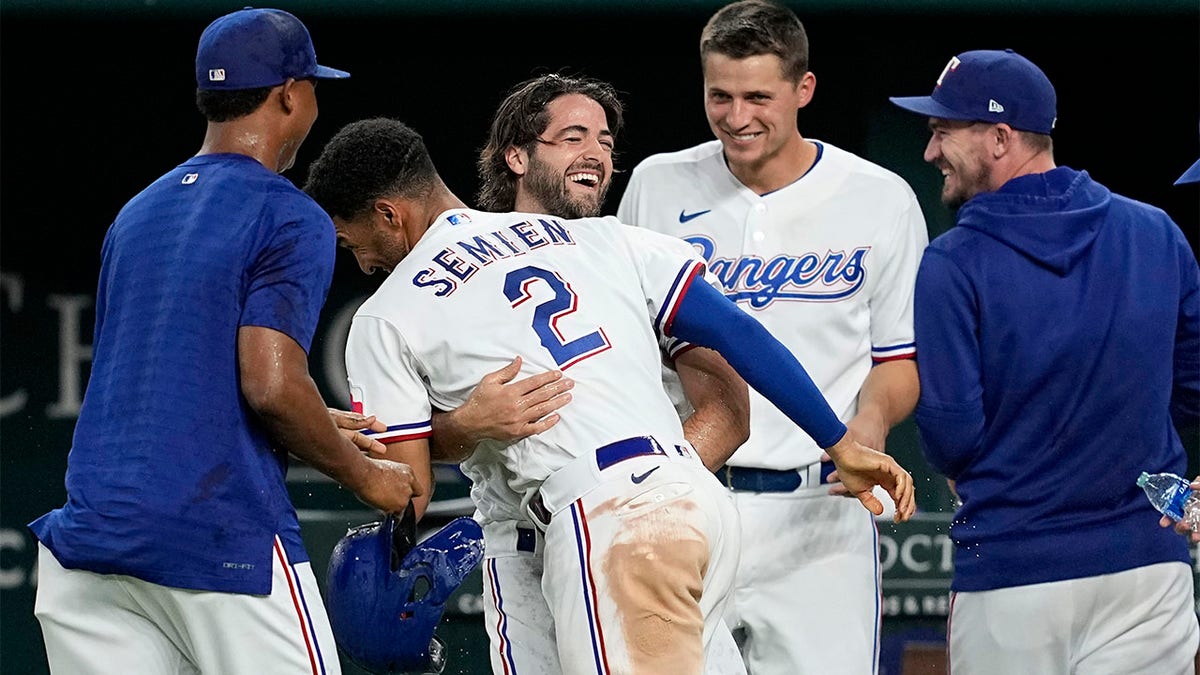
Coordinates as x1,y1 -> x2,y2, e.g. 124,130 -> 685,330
889,49 -> 1056,135
195,7 -> 349,91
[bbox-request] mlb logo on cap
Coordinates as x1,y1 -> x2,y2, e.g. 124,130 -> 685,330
194,7 -> 349,91
889,49 -> 1057,135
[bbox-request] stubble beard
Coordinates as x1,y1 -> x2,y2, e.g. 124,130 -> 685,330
524,155 -> 608,219
942,160 -> 993,210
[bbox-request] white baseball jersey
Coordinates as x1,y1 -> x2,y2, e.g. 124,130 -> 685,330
618,139 -> 928,470
345,209 -> 700,524
618,139 -> 927,675
345,208 -> 743,673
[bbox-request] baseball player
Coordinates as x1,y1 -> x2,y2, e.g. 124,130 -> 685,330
617,3 -> 928,673
303,117 -> 916,675
893,49 -> 1199,674
29,10 -> 418,675
436,74 -> 750,675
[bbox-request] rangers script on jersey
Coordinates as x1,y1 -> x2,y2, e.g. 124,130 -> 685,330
618,140 -> 928,470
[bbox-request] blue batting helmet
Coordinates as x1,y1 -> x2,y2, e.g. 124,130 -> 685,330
326,509 -> 484,674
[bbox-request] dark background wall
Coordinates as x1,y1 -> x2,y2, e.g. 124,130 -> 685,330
2,1 -> 1197,673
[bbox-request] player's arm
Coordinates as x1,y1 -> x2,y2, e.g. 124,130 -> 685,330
667,278 -> 915,521
845,189 -> 925,453
1171,225 -> 1200,437
845,360 -> 919,452
911,249 -> 985,479
238,326 -> 420,514
377,438 -> 434,519
429,356 -> 575,462
674,347 -> 749,471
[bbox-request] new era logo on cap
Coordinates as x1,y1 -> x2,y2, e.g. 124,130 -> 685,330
889,49 -> 1057,135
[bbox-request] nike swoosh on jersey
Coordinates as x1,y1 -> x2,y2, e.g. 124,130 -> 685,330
678,209 -> 712,223
631,466 -> 661,484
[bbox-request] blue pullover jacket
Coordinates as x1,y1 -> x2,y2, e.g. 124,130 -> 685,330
914,166 -> 1199,591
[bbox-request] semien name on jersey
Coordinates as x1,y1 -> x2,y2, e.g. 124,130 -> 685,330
413,217 -> 576,297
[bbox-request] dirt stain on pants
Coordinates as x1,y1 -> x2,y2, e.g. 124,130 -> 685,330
600,487 -> 709,674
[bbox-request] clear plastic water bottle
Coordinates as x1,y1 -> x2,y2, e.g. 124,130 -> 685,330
1137,472 -> 1200,529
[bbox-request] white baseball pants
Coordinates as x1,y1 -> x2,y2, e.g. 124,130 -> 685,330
35,540 -> 341,675
949,561 -> 1198,675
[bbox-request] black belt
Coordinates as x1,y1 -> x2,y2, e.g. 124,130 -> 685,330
716,461 -> 835,492
516,526 -> 536,553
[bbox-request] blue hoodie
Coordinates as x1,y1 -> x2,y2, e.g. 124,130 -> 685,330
914,166 -> 1199,592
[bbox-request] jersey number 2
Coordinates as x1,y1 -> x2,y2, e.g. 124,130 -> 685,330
504,266 -> 611,369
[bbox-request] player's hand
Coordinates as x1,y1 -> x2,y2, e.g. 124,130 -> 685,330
329,407 -> 388,455
350,457 -> 424,514
820,418 -> 887,498
1159,475 -> 1200,542
1159,514 -> 1200,542
823,434 -> 915,522
454,356 -> 574,444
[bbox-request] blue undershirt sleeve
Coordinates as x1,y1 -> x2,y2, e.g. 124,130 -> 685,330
667,279 -> 847,448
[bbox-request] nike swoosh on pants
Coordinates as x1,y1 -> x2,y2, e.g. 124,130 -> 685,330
631,466 -> 661,484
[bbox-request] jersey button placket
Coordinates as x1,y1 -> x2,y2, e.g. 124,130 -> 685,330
745,201 -> 767,247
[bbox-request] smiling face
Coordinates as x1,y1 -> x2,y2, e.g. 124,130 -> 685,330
924,118 -> 996,208
332,207 -> 410,276
511,93 -> 614,218
702,52 -> 813,184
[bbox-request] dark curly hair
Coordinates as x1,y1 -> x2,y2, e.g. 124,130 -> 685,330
194,87 -> 273,122
477,74 -> 624,212
701,0 -> 810,82
304,118 -> 438,220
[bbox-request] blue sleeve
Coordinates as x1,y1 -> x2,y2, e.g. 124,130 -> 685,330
667,279 -> 847,448
241,202 -> 336,353
912,249 -> 984,478
1172,228 -> 1200,435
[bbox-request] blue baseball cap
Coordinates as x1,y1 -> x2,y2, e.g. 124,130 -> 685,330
195,8 -> 349,91
890,49 -> 1056,135
1176,158 -> 1200,185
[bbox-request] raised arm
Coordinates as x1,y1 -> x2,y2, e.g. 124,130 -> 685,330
238,326 -> 420,513
668,279 -> 915,521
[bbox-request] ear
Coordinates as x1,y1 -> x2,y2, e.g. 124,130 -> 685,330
374,199 -> 405,232
991,123 -> 1014,159
278,78 -> 299,115
795,71 -> 817,110
505,145 -> 529,178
